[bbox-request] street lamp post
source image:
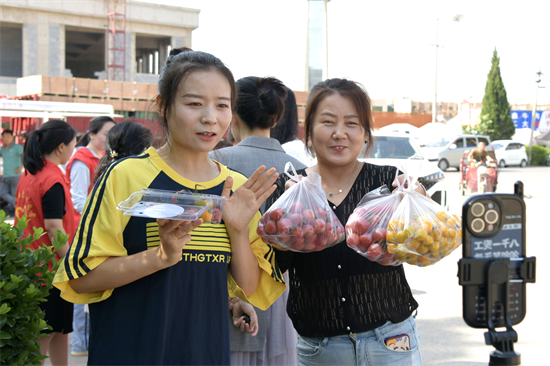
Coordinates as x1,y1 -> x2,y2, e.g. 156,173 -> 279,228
528,70 -> 543,165
433,14 -> 464,123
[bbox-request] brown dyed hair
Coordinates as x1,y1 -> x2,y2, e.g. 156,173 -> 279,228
156,47 -> 237,141
304,78 -> 374,157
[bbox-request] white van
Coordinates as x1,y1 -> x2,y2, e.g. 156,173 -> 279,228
422,134 -> 492,171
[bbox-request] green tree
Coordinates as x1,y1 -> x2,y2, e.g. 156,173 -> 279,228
478,49 -> 516,140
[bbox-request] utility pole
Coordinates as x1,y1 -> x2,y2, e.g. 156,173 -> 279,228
528,69 -> 542,165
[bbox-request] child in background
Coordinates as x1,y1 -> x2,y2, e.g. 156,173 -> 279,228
15,120 -> 78,366
53,48 -> 286,365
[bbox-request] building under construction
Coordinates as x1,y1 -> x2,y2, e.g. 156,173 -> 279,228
0,0 -> 199,134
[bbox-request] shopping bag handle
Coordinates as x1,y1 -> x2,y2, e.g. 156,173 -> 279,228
284,162 -> 301,183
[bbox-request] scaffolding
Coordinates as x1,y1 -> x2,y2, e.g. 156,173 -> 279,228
106,0 -> 126,81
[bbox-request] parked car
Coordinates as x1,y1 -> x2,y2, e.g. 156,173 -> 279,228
422,134 -> 492,172
359,131 -> 448,208
491,140 -> 528,168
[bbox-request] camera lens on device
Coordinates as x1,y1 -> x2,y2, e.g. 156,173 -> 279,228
471,202 -> 485,217
471,218 -> 485,233
485,210 -> 498,224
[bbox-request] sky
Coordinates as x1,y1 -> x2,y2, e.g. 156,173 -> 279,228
138,0 -> 550,105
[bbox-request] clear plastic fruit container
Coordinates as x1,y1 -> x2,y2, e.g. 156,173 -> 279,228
117,189 -> 225,223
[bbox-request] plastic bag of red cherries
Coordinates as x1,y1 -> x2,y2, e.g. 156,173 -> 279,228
257,163 -> 346,252
345,182 -> 403,266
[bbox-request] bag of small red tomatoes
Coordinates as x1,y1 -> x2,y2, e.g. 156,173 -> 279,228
386,168 -> 462,267
257,163 -> 346,252
346,185 -> 403,266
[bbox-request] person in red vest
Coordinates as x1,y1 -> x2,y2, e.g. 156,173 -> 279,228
15,119 -> 77,366
64,116 -> 115,357
66,116 -> 116,224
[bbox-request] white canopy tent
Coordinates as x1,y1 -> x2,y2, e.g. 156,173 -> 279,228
0,100 -> 122,121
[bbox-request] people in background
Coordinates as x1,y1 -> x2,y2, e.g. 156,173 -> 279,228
468,141 -> 494,164
93,120 -> 153,184
0,129 -> 24,216
270,87 -> 317,167
64,116 -> 116,357
15,120 -> 78,366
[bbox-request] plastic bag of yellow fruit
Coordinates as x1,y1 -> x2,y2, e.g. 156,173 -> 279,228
386,170 -> 462,267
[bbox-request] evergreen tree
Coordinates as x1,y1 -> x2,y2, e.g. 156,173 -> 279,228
478,49 -> 516,140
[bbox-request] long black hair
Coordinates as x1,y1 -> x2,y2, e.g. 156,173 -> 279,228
270,86 -> 299,144
156,47 -> 236,141
23,120 -> 76,175
94,121 -> 153,184
76,116 -> 117,147
234,76 -> 287,130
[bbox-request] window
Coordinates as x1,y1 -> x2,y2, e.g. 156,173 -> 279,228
454,138 -> 465,148
426,138 -> 453,148
466,138 -> 477,147
365,136 -> 419,159
373,106 -> 383,112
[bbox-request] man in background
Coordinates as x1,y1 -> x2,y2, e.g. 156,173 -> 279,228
0,129 -> 24,216
468,141 -> 494,165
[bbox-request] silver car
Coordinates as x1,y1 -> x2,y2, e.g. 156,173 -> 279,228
421,134 -> 492,171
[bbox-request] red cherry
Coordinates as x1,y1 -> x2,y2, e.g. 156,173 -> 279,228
290,213 -> 304,226
277,218 -> 293,234
372,228 -> 387,243
303,224 -> 314,238
354,217 -> 371,235
367,243 -> 383,259
292,226 -> 304,239
303,209 -> 315,223
290,202 -> 304,214
360,232 -> 374,247
270,208 -> 285,221
313,219 -> 326,233
265,220 -> 278,235
347,233 -> 360,247
257,225 -> 266,236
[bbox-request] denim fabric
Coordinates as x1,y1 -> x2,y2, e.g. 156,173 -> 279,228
0,176 -> 19,208
72,304 -> 89,352
296,315 -> 421,366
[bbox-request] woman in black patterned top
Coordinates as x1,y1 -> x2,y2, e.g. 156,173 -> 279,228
267,79 -> 429,366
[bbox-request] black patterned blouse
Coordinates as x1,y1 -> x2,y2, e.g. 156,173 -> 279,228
267,163 -> 418,338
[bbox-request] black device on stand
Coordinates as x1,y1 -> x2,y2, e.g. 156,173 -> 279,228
458,181 -> 536,365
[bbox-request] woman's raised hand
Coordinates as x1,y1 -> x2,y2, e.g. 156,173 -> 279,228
221,166 -> 279,233
157,218 -> 203,266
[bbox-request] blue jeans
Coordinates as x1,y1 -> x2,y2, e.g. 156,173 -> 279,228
72,304 -> 90,352
296,315 -> 421,366
0,176 -> 19,209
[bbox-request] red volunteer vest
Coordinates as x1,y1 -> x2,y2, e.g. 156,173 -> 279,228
15,160 -> 77,272
66,147 -> 100,194
65,147 -> 100,227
